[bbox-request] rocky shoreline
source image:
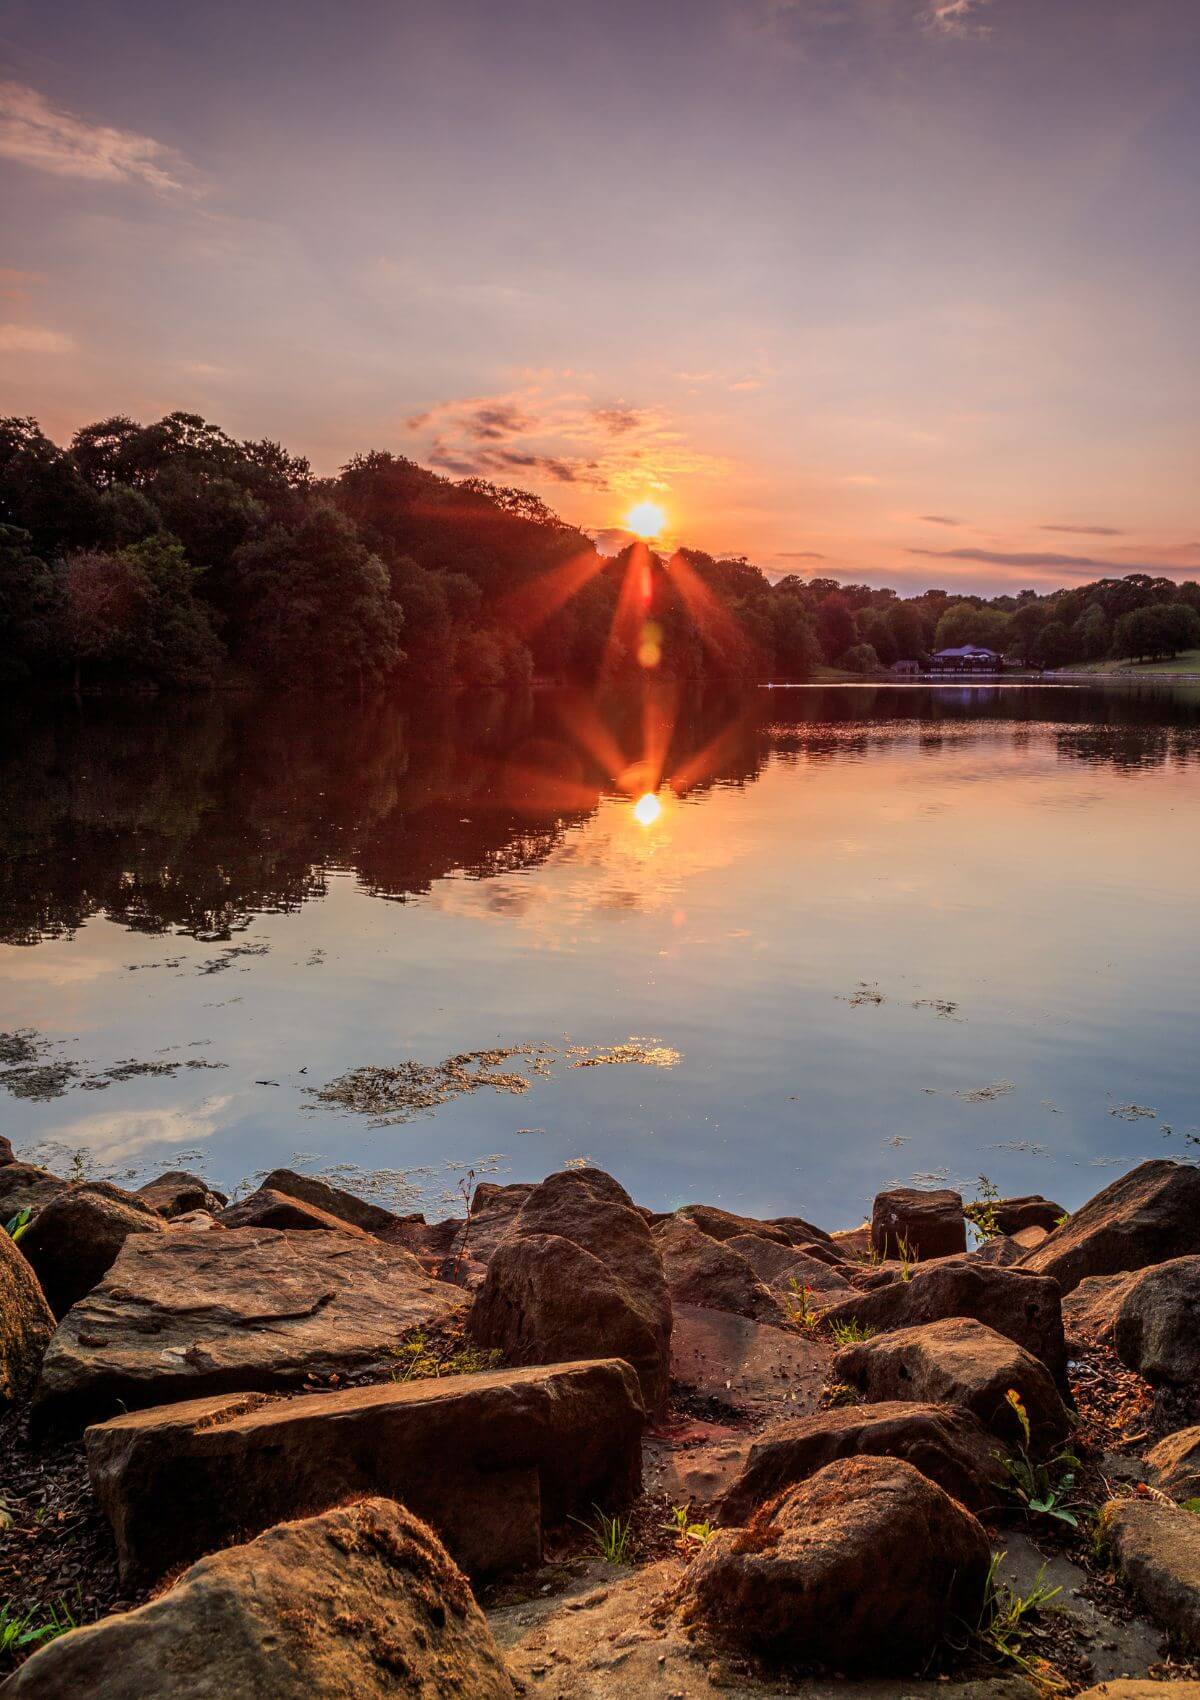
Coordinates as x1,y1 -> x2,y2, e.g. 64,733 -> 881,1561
4,1146 -> 1200,1696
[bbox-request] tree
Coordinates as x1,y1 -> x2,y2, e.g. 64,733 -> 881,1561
55,537 -> 223,690
854,607 -> 898,666
0,525 -> 62,682
933,602 -> 1012,653
816,593 -> 857,663
838,642 -> 880,673
886,602 -> 926,662
1032,620 -> 1075,670
234,504 -> 404,691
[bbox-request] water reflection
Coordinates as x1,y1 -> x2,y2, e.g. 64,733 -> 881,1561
2,683 -> 1199,948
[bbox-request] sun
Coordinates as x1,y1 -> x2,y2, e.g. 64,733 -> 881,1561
624,500 -> 666,539
632,791 -> 662,826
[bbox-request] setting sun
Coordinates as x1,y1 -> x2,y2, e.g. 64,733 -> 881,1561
624,501 -> 666,539
632,791 -> 663,826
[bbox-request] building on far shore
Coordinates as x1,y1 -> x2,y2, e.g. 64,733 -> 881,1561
929,645 -> 1003,673
891,658 -> 921,676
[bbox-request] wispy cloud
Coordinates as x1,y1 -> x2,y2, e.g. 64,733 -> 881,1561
920,514 -> 965,527
1040,523 -> 1125,538
776,549 -> 826,560
907,545 -> 1182,578
0,80 -> 195,193
407,381 -> 728,501
0,322 -> 73,354
922,0 -> 992,34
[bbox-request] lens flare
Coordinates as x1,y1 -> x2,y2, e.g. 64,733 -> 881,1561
624,500 -> 665,539
633,791 -> 662,826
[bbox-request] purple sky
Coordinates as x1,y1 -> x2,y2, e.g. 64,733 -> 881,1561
1,0 -> 1198,591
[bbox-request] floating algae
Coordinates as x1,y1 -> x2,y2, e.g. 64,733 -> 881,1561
953,1079 -> 1015,1104
313,1036 -> 682,1126
0,1029 -> 228,1102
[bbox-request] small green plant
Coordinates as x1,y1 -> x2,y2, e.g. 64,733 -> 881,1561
572,1506 -> 632,1565
388,1331 -> 501,1383
665,1505 -> 715,1549
784,1278 -> 824,1336
3,1208 -> 32,1244
971,1552 -> 1066,1691
1182,1497 -> 1200,1516
0,1596 -> 78,1666
1000,1390 -> 1082,1528
826,1318 -> 878,1348
964,1175 -> 1002,1245
1054,1212 -> 1069,1229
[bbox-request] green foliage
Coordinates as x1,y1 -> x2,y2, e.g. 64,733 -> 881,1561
388,1329 -> 502,1382
784,1277 -> 823,1335
964,1175 -> 1002,1245
0,1595 -> 79,1668
665,1505 -> 716,1549
1000,1391 -> 1083,1528
826,1317 -> 878,1348
820,1380 -> 861,1408
3,1207 -> 32,1243
969,1552 -> 1066,1690
572,1506 -> 632,1565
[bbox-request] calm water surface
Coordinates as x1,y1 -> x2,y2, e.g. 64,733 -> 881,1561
2,683 -> 1198,1227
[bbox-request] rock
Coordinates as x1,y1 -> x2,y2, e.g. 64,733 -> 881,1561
1114,1257 -> 1200,1390
166,1209 -> 221,1231
681,1455 -> 991,1670
974,1226 -> 1049,1266
444,1181 -> 532,1275
466,1168 -> 671,1412
87,1356 -> 643,1586
0,1134 -> 14,1164
260,1166 -> 405,1235
674,1204 -> 792,1247
834,1317 -> 1071,1447
32,1225 -> 467,1433
218,1186 -> 373,1237
762,1213 -> 837,1247
135,1170 -> 227,1218
19,1184 -> 166,1319
1147,1427 -> 1200,1501
670,1304 -> 830,1419
724,1233 -> 855,1298
988,1195 -> 1066,1235
821,1260 -> 1069,1389
872,1187 -> 966,1261
1075,1685 -> 1200,1698
0,1162 -> 68,1220
1099,1496 -> 1200,1650
1,1496 -> 515,1699
718,1400 -> 1007,1522
654,1218 -> 787,1323
1019,1160 -> 1200,1295
1,1223 -> 55,1404
1063,1270 -> 1142,1348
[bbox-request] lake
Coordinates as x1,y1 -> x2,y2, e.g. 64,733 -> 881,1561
2,681 -> 1198,1231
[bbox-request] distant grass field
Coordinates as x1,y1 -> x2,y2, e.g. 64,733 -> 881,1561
1067,649 -> 1200,676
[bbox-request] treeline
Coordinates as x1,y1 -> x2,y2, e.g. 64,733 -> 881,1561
2,410 -> 1198,693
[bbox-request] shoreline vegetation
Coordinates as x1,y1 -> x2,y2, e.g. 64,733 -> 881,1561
3,1152 -> 1200,1695
4,410 -> 1200,698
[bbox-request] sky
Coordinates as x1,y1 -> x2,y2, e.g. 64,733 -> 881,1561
1,0 -> 1198,593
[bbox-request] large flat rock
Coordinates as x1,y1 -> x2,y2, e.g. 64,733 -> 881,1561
669,1304 -> 831,1419
1099,1496 -> 1200,1650
32,1225 -> 467,1432
2,1497 -> 515,1699
85,1358 -> 645,1586
1020,1160 -> 1200,1295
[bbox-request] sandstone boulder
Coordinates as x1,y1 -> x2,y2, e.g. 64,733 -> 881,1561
724,1233 -> 856,1300
1019,1160 -> 1200,1295
872,1186 -> 966,1261
135,1170 -> 227,1218
0,1497 -> 515,1699
0,1134 -> 14,1164
86,1357 -> 644,1586
834,1317 -> 1071,1446
33,1225 -> 467,1433
218,1186 -> 373,1237
682,1455 -> 991,1670
19,1183 -> 166,1319
1146,1427 -> 1200,1501
1062,1269 -> 1142,1348
442,1181 -> 533,1283
670,1304 -> 831,1419
1,1224 -> 55,1404
654,1217 -> 787,1323
974,1226 -> 1049,1265
674,1204 -> 792,1247
988,1195 -> 1066,1235
762,1213 -> 838,1248
1114,1256 -> 1200,1391
260,1166 -> 405,1235
718,1400 -> 1007,1522
0,1162 -> 67,1220
1099,1496 -> 1200,1650
467,1168 -> 671,1411
821,1259 -> 1069,1389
